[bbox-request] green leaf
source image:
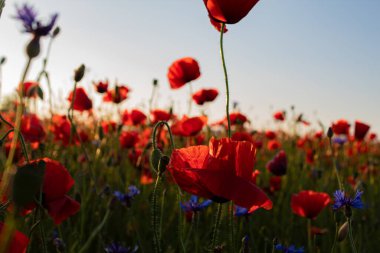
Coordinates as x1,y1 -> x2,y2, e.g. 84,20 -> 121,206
12,160 -> 46,207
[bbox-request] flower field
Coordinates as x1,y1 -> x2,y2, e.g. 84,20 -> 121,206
0,1 -> 379,253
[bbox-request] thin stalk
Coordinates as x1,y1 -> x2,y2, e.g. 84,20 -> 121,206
188,82 -> 193,116
330,221 -> 339,253
348,219 -> 358,253
152,173 -> 162,253
328,137 -> 344,190
211,203 -> 223,249
307,219 -> 312,253
220,22 -> 231,138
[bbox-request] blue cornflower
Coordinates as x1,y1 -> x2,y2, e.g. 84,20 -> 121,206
332,189 -> 364,211
52,229 -> 65,251
234,205 -> 249,217
113,185 -> 140,206
180,195 -> 212,212
14,4 -> 58,37
332,136 -> 347,145
104,243 -> 138,253
275,244 -> 304,253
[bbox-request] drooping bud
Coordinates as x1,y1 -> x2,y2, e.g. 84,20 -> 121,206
158,155 -> 170,174
0,56 -> 6,65
153,79 -> 158,86
337,221 -> 349,242
74,64 -> 85,82
26,37 -> 41,59
150,148 -> 163,173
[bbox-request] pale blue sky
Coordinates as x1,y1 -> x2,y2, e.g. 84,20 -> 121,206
1,0 -> 379,133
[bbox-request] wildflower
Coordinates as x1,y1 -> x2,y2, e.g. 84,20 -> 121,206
273,111 -> 285,121
171,116 -> 205,137
103,85 -> 130,104
332,190 -> 364,211
0,222 -> 29,253
332,119 -> 350,135
275,244 -> 304,253
234,205 -> 250,217
14,4 -> 58,37
291,190 -> 330,219
354,121 -> 370,141
167,137 -> 272,213
167,57 -> 200,89
119,131 -> 139,149
150,109 -> 171,124
180,195 -> 212,212
94,80 -> 109,93
203,0 -> 260,24
229,112 -> 248,125
113,186 -> 140,207
192,88 -> 219,105
52,229 -> 66,252
129,109 -> 147,126
266,150 -> 287,176
104,243 -> 138,253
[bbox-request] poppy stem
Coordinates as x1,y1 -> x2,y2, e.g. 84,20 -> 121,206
152,173 -> 162,253
330,220 -> 338,253
220,23 -> 231,138
188,82 -> 193,116
307,219 -> 312,253
152,121 -> 175,152
328,134 -> 344,190
211,203 -> 223,249
68,81 -> 78,145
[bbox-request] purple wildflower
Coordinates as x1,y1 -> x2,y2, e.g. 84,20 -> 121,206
104,243 -> 138,253
180,195 -> 212,212
332,190 -> 364,210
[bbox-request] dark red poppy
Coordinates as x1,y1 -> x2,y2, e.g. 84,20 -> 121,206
168,137 -> 272,213
51,115 -> 71,146
27,158 -> 80,224
20,114 -> 45,143
266,150 -> 287,176
306,149 -> 315,165
369,133 -> 377,141
192,88 -> 219,105
269,176 -> 281,193
103,85 -> 130,104
314,131 -> 323,140
267,140 -> 280,151
101,121 -> 117,135
93,80 -> 108,93
67,87 -> 93,112
171,116 -> 205,137
167,57 -> 201,89
232,131 -> 254,143
273,111 -> 285,121
291,190 -> 330,219
119,131 -> 139,149
130,109 -> 147,126
354,120 -> 370,141
229,112 -> 248,125
0,222 -> 29,253
150,109 -> 171,124
203,0 -> 260,24
265,130 -> 276,140
332,119 -> 350,135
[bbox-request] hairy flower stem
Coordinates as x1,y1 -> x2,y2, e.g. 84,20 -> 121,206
307,219 -> 312,253
152,172 -> 162,253
330,221 -> 339,253
220,23 -> 231,138
211,203 -> 223,249
348,218 -> 358,253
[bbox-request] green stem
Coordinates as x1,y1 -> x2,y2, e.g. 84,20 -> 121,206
152,121 -> 175,151
211,203 -> 223,249
188,82 -> 193,116
220,23 -> 231,138
152,173 -> 162,253
68,81 -> 78,145
348,218 -> 358,253
330,222 -> 339,253
328,137 -> 344,190
307,219 -> 312,253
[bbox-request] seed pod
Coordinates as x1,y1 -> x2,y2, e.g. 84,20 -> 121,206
52,27 -> 61,38
0,56 -> 6,65
337,221 -> 349,242
153,79 -> 158,86
327,127 -> 334,139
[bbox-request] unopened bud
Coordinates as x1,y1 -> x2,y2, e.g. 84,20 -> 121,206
74,64 -> 85,82
52,27 -> 61,38
327,127 -> 333,139
0,56 -> 6,65
150,148 -> 163,173
153,79 -> 158,86
26,37 -> 41,58
158,155 -> 170,174
337,221 -> 349,242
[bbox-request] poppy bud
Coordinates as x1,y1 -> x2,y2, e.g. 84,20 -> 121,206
26,37 -> 41,58
337,221 -> 349,242
327,127 -> 333,139
150,148 -> 163,173
153,79 -> 158,86
0,56 -> 6,65
52,27 -> 60,38
158,155 -> 170,174
74,64 -> 85,82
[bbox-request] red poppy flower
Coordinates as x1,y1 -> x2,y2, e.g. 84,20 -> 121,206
67,87 -> 93,112
130,109 -> 147,126
20,114 -> 45,143
232,131 -> 254,143
26,158 -> 80,224
167,137 -> 272,213
332,119 -> 350,135
267,140 -> 280,151
192,88 -> 219,105
229,112 -> 248,125
51,115 -> 71,146
119,131 -> 139,149
291,190 -> 330,219
265,130 -> 276,140
266,150 -> 287,176
103,85 -> 130,104
273,111 -> 285,121
167,57 -> 201,89
151,109 -> 171,124
306,149 -> 315,165
209,16 -> 228,33
354,120 -> 370,141
101,121 -> 117,135
171,116 -> 205,137
203,0 -> 260,24
269,176 -> 281,193
93,80 -> 108,93
0,222 -> 29,253
20,81 -> 41,98
369,133 -> 377,141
